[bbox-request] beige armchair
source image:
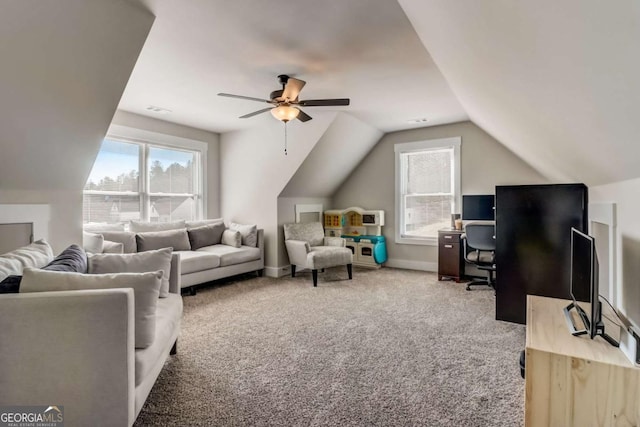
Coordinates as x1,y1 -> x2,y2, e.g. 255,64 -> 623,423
283,222 -> 353,287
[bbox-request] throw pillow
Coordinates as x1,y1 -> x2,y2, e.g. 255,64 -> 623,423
21,268 -> 162,349
187,223 -> 226,250
185,218 -> 224,229
103,241 -> 125,254
0,240 -> 54,281
83,232 -> 104,254
42,244 -> 88,273
129,220 -> 186,233
221,229 -> 241,248
230,223 -> 258,247
83,223 -> 125,233
136,229 -> 191,252
0,275 -> 22,294
100,231 -> 137,253
88,247 -> 172,297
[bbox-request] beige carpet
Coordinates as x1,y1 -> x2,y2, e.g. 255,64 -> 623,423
135,267 -> 525,426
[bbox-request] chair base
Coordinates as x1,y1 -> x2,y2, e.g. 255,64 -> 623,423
294,264 -> 353,287
466,279 -> 494,291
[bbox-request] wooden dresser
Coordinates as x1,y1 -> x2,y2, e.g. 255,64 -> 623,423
437,229 -> 464,282
525,295 -> 640,426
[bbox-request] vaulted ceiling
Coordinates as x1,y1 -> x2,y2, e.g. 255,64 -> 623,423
119,0 -> 640,187
119,0 -> 467,133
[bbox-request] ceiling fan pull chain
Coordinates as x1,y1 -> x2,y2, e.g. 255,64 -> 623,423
284,121 -> 288,155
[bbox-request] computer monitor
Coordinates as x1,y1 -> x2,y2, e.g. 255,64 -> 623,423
462,195 -> 495,221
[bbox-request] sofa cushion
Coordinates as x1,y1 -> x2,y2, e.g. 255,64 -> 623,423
187,223 -> 226,250
136,229 -> 191,252
83,232 -> 104,254
100,231 -> 137,253
130,220 -> 186,233
221,229 -> 241,248
88,247 -> 173,298
83,222 -> 125,233
42,244 -> 88,273
103,241 -> 124,254
0,240 -> 54,281
134,293 -> 182,386
185,218 -> 224,229
197,245 -> 261,267
175,251 -> 220,274
229,223 -> 258,247
20,268 -> 162,349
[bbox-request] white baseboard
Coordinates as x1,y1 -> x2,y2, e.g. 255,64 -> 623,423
265,265 -> 291,278
384,259 -> 437,272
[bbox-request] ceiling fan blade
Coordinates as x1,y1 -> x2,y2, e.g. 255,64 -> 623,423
218,93 -> 272,103
239,107 -> 273,119
296,108 -> 312,122
298,98 -> 350,107
282,77 -> 306,101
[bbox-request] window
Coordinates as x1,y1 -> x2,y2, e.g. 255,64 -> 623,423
83,138 -> 204,224
395,137 -> 461,245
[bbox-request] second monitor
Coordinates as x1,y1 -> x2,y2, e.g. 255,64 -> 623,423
462,194 -> 495,221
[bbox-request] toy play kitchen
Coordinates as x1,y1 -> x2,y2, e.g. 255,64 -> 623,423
323,207 -> 387,268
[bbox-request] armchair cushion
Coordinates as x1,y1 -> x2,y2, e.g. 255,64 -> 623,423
307,247 -> 353,270
285,240 -> 311,266
283,223 -> 324,246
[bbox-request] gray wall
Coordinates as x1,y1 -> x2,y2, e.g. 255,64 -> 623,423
332,121 -> 548,270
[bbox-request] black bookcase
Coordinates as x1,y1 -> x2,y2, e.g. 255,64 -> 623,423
495,184 -> 588,324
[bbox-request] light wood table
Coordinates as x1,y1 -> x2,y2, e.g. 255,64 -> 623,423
525,295 -> 640,426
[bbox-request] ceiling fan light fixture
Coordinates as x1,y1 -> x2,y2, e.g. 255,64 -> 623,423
271,105 -> 299,122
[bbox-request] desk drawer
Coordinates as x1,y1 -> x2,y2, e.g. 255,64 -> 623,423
439,232 -> 461,245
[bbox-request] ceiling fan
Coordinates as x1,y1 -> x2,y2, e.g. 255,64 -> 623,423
218,75 -> 350,123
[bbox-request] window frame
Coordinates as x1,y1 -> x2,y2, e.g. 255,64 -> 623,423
394,137 -> 461,246
83,124 -> 208,224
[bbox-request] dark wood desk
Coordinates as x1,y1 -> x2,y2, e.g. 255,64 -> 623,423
438,229 -> 465,282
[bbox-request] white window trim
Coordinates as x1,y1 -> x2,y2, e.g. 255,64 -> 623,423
394,137 -> 461,246
106,124 -> 208,220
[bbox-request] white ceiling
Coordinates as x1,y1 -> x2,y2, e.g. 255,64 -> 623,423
119,0 -> 467,133
398,0 -> 640,186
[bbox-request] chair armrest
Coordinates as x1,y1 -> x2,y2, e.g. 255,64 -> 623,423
170,252 -> 181,294
0,289 -> 135,426
285,240 -> 310,266
324,237 -> 346,247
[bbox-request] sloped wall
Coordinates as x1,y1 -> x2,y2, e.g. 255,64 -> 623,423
398,0 -> 640,186
332,121 -> 548,270
220,113 -> 337,270
0,0 -> 154,251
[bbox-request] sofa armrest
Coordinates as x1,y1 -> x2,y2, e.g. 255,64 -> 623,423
170,252 -> 181,294
324,237 -> 346,247
285,239 -> 310,266
0,289 -> 135,426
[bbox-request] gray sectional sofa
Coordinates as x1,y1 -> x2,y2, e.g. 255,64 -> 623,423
84,219 -> 264,295
0,240 -> 182,426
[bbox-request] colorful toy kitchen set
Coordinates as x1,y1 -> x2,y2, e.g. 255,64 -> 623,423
323,207 -> 387,268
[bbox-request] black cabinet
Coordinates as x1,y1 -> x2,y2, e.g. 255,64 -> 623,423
438,229 -> 464,282
495,184 -> 588,324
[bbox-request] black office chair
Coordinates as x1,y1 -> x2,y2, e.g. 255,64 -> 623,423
462,223 -> 496,291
